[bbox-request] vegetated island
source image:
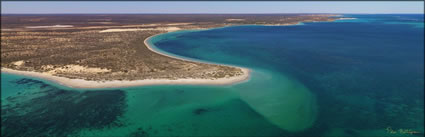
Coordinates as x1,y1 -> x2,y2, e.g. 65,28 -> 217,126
1,14 -> 342,88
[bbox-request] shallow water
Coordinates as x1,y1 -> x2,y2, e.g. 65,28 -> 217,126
2,14 -> 424,136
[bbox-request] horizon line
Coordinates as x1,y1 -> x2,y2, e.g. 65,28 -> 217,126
2,13 -> 424,15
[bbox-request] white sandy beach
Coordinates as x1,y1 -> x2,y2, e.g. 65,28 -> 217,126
337,17 -> 357,20
1,31 -> 251,89
1,68 -> 250,89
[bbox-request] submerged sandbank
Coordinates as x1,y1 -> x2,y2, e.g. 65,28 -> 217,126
148,29 -> 318,132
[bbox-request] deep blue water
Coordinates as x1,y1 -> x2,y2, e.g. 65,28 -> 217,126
1,14 -> 424,136
151,14 -> 424,136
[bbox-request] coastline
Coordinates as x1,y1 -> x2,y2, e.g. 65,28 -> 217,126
1,15 -> 342,89
1,67 -> 250,89
1,29 -> 251,89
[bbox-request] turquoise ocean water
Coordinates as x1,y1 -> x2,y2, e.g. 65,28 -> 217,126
2,14 -> 424,136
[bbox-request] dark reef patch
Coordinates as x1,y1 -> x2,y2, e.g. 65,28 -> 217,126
2,78 -> 128,137
344,129 -> 358,136
13,78 -> 50,88
193,108 -> 209,115
129,127 -> 150,137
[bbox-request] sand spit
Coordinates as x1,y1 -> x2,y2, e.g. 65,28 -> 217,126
2,31 -> 251,88
2,67 -> 250,89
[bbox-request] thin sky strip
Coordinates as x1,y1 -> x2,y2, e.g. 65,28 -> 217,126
1,1 -> 424,14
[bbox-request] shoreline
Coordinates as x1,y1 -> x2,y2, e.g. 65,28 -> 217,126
1,29 -> 251,89
1,16 -> 341,89
1,67 -> 250,89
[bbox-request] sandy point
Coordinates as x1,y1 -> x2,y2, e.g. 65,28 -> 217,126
1,32 -> 251,89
